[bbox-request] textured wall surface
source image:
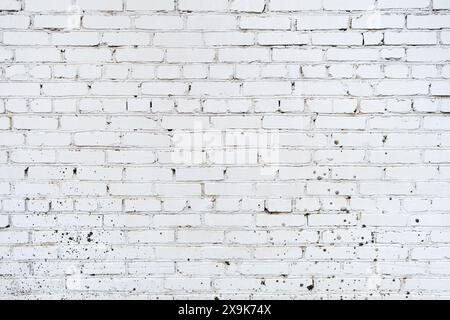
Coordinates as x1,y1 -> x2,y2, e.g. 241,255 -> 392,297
0,0 -> 450,299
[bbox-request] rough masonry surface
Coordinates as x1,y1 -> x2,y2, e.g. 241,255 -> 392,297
0,0 -> 450,299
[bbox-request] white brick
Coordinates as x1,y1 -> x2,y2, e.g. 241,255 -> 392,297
385,32 -> 437,45
262,116 -> 310,129
240,16 -> 291,30
352,15 -> 404,29
265,199 -> 292,213
115,48 -> 164,62
77,0 -> 123,11
91,82 -> 138,96
126,0 -> 174,11
74,132 -> 120,146
107,151 -> 156,164
431,82 -> 450,96
407,48 -> 450,62
328,48 -> 379,61
33,15 -> 77,29
0,0 -> 449,299
125,167 -> 172,181
0,15 -> 30,29
102,32 -> 149,46
312,32 -> 363,46
52,32 -> 100,46
179,0 -> 228,11
378,0 -> 429,9
297,15 -> 349,30
109,116 -> 158,130
0,49 -> 13,62
13,116 -> 57,130
25,0 -> 72,12
219,48 -> 270,62
42,83 -> 89,96
177,230 -> 221,244
154,214 -> 201,227
0,83 -> 40,96
136,196 -> 172,210
323,0 -> 375,10
408,15 -> 450,29
205,183 -> 253,196
16,48 -> 62,62
58,150 -> 104,164
308,214 -> 358,227
434,0 -> 450,9
204,32 -> 254,46
167,48 -> 215,63
270,0 -> 322,11
231,0 -> 265,12
65,48 -> 111,63
153,32 -> 203,46
176,168 -> 224,181
82,15 -> 131,29
376,81 -> 429,95
190,82 -> 240,96
135,16 -> 182,29
187,15 -> 236,30
360,183 -> 414,195
257,32 -> 309,45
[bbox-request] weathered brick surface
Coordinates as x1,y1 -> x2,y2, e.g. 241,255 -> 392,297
0,0 -> 449,299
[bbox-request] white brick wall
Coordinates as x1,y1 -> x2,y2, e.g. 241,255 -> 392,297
0,0 -> 449,300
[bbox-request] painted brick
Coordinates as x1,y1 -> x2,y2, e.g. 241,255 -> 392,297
0,0 -> 448,300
